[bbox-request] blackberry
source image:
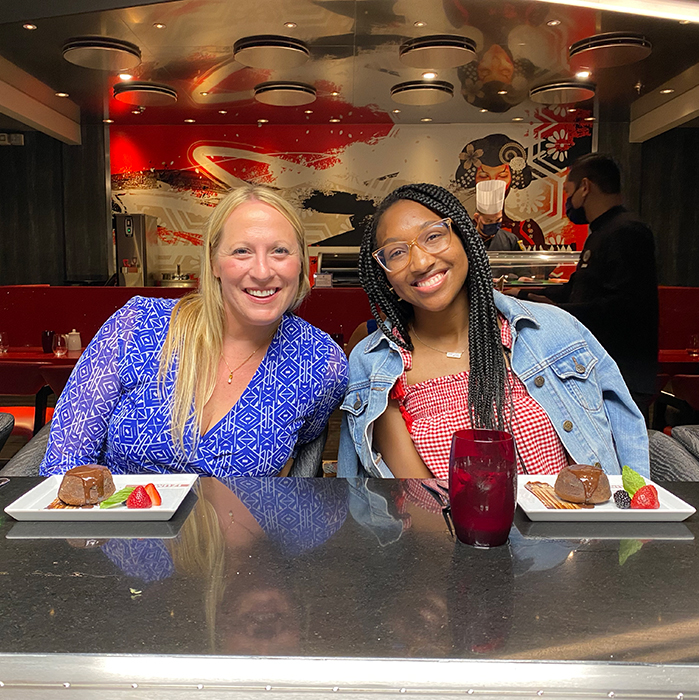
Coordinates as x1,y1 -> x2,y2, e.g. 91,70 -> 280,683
614,489 -> 631,509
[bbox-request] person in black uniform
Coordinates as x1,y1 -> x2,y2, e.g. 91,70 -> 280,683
516,153 -> 658,417
473,180 -> 524,252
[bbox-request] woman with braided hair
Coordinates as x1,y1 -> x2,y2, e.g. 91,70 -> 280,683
337,183 -> 649,479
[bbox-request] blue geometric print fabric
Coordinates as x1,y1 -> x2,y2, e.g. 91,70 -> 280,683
40,296 -> 348,477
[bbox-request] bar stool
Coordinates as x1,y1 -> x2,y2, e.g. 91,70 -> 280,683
0,362 -> 54,439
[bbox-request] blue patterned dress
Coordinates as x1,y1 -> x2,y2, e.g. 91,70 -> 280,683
40,297 -> 348,477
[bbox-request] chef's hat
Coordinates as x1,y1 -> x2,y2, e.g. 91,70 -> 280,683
476,180 -> 506,215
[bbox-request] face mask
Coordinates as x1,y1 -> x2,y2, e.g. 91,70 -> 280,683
565,185 -> 588,225
481,222 -> 500,238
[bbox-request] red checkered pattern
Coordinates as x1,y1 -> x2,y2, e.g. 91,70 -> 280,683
391,318 -> 568,479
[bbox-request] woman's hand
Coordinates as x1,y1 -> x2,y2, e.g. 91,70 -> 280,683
374,399 -> 433,478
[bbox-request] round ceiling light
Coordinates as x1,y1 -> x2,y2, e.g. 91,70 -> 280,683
233,35 -> 309,69
399,35 -> 477,69
530,80 -> 596,105
569,32 -> 651,68
254,81 -> 316,106
113,81 -> 177,106
391,79 -> 453,105
63,36 -> 141,71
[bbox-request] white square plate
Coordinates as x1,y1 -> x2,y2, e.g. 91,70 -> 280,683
4,474 -> 199,522
517,475 -> 696,522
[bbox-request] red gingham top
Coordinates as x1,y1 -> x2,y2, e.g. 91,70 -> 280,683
390,318 -> 568,479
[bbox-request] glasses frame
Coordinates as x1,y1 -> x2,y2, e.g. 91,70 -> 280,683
372,217 -> 453,273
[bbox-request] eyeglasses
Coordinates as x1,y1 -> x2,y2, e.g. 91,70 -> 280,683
372,217 -> 453,273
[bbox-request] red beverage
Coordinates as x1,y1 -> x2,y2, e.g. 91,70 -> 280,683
449,429 -> 517,548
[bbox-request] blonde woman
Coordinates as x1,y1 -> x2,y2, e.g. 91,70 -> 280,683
40,185 -> 348,476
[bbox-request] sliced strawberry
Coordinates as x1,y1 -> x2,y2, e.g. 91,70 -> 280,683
144,483 -> 162,506
126,485 -> 152,509
630,484 -> 660,509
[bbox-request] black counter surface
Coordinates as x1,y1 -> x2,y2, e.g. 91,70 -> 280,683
2,476 -> 699,698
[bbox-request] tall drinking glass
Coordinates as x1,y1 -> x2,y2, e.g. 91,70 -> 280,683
449,429 -> 517,548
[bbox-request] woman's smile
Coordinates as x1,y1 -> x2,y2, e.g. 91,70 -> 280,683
411,270 -> 448,290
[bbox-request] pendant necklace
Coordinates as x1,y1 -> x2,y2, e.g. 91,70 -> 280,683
221,330 -> 276,384
411,327 -> 467,359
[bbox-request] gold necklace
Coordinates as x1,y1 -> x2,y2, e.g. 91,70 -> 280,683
221,331 -> 275,384
411,327 -> 467,359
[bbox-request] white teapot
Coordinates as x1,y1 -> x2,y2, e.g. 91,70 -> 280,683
66,329 -> 82,352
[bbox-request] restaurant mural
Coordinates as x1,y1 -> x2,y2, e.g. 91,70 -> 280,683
111,108 -> 594,277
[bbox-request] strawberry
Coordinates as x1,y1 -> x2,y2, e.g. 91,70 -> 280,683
126,485 -> 152,509
144,483 -> 162,506
630,484 -> 660,509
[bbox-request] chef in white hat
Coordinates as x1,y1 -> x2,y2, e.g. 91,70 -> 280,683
473,180 -> 524,251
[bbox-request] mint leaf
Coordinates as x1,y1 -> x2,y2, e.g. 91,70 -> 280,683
99,487 -> 135,509
622,465 -> 646,497
619,539 -> 643,566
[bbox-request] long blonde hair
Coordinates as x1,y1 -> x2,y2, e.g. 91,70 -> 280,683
159,184 -> 311,452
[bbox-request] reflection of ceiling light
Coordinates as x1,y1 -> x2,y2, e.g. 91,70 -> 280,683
131,109 -> 141,114
254,81 -> 316,106
218,110 -> 227,114
391,79 -> 453,105
153,23 -> 165,29
531,1 -> 699,23
512,117 -> 524,121
584,116 -> 595,121
547,19 -> 561,26
568,108 -> 577,112
304,109 -> 313,113
660,88 -> 675,94
103,119 -> 114,123
420,117 -> 432,122
55,92 -> 69,97
422,71 -> 437,79
331,91 -> 339,96
569,32 -> 651,68
679,19 -> 692,24
184,119 -> 195,123
401,35 -> 477,69
392,109 -> 401,113
480,108 -> 488,112
114,81 -> 178,106
329,118 -> 341,122
23,23 -> 37,30
118,73 -> 133,81
414,21 -> 426,27
284,22 -> 297,28
497,89 -> 508,95
575,70 -> 591,79
234,35 -> 309,69
258,118 -> 269,123
530,80 -> 596,104
63,36 -> 141,71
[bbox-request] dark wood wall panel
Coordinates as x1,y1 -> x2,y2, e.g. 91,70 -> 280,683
62,124 -> 111,283
640,128 -> 699,287
0,131 -> 65,285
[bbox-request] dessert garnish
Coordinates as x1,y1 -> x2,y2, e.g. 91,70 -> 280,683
622,465 -> 646,497
617,466 -> 660,510
144,483 -> 162,506
630,484 -> 660,509
99,487 -> 136,509
613,490 -> 631,509
126,485 -> 152,509
525,481 -> 593,509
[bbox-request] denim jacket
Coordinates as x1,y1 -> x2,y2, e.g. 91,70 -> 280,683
338,291 -> 650,479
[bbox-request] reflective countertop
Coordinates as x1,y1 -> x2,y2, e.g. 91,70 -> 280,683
1,476 -> 699,666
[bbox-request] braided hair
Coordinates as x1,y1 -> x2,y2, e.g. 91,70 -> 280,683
358,183 -> 509,430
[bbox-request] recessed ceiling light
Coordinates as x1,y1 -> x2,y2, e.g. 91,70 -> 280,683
118,73 -> 133,81
512,117 -> 524,121
329,118 -> 341,122
568,108 -> 578,112
153,23 -> 166,29
23,23 -> 37,30
480,108 -> 488,113
414,21 -> 426,27
392,109 -> 401,113
422,71 -> 437,80
258,118 -> 269,123
200,91 -> 209,96
331,91 -> 340,96
284,22 -> 297,28
218,110 -> 227,114
575,69 -> 592,79
660,88 -> 675,94
547,19 -> 561,26
497,89 -> 508,95
103,118 -> 114,123
584,116 -> 595,121
132,109 -> 141,114
421,117 -> 432,122
55,92 -> 69,98
304,109 -> 313,113
184,118 -> 195,123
